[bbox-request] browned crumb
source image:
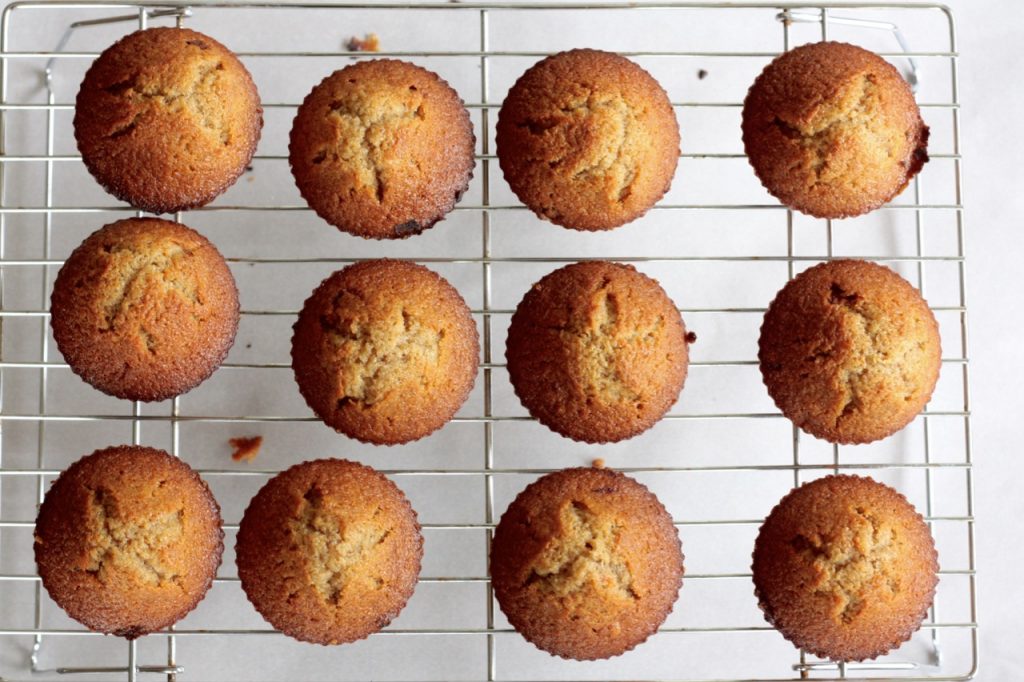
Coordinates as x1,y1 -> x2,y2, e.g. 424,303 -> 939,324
230,436 -> 263,462
686,331 -> 698,344
345,33 -> 380,52
697,69 -> 708,80
591,458 -> 606,469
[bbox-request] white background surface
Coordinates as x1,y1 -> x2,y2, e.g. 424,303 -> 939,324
937,2 -> 1023,680
0,1 -> 1020,680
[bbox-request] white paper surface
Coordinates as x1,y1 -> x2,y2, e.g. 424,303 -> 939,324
0,1 -> 1019,680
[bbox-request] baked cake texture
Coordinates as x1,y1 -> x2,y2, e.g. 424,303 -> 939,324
752,474 -> 939,661
34,445 -> 223,638
505,261 -> 690,443
496,49 -> 680,231
75,27 -> 262,214
758,259 -> 941,444
235,459 -> 423,645
491,467 -> 683,660
742,41 -> 928,218
291,259 -> 479,444
289,59 -> 475,239
50,217 -> 239,402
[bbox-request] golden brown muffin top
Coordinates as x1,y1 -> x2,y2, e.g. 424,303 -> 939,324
74,27 -> 262,214
759,260 -> 940,444
291,259 -> 479,445
235,459 -> 423,645
491,467 -> 683,660
50,217 -> 239,402
34,446 -> 224,639
289,59 -> 475,239
742,41 -> 928,219
752,475 -> 938,662
505,261 -> 690,443
496,49 -> 680,231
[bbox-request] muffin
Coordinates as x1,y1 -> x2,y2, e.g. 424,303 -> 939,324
491,467 -> 683,660
496,49 -> 680,231
752,475 -> 939,661
235,459 -> 423,645
50,217 -> 239,402
289,59 -> 475,239
742,41 -> 928,219
34,445 -> 223,638
291,259 -> 479,445
75,27 -> 262,214
758,259 -> 940,444
505,261 -> 690,443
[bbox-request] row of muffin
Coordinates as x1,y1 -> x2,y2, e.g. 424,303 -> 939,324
50,216 -> 942,446
75,28 -> 929,237
35,446 -> 938,663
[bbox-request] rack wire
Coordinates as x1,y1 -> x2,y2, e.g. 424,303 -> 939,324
0,2 -> 975,681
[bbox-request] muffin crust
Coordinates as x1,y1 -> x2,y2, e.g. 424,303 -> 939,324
752,475 -> 939,661
50,217 -> 239,402
34,445 -> 224,638
235,459 -> 423,645
742,41 -> 928,218
291,259 -> 479,444
491,467 -> 683,660
75,27 -> 262,214
289,59 -> 475,239
758,259 -> 941,444
505,261 -> 690,443
496,49 -> 680,231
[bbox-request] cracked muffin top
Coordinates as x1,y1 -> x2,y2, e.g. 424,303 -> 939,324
495,49 -> 680,231
491,467 -> 683,660
291,259 -> 479,445
50,217 -> 240,402
758,259 -> 941,444
289,59 -> 475,239
75,27 -> 262,214
34,445 -> 224,639
752,475 -> 938,662
742,41 -> 928,219
235,459 -> 423,645
505,261 -> 690,443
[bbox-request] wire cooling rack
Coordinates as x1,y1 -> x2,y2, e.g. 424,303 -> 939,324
0,2 -> 975,681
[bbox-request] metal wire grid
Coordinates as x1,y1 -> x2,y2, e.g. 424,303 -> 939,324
0,2 -> 975,681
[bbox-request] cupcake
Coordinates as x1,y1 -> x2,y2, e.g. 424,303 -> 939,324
235,459 -> 423,645
75,27 -> 262,214
34,445 -> 223,639
758,259 -> 941,444
491,467 -> 683,660
752,475 -> 939,661
496,49 -> 680,231
742,41 -> 928,218
291,259 -> 479,445
50,217 -> 239,402
505,261 -> 690,443
289,59 -> 475,239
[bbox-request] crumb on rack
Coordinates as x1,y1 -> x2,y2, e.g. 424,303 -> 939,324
230,436 -> 263,462
697,69 -> 708,80
592,458 -> 606,469
686,331 -> 698,344
345,33 -> 380,52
